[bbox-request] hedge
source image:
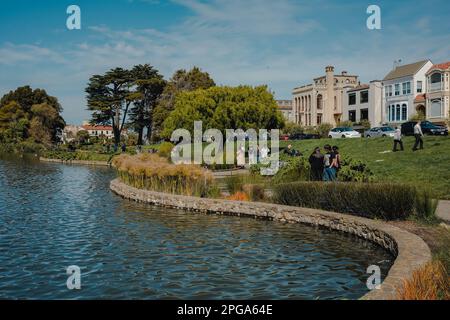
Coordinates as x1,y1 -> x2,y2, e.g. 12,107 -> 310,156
272,181 -> 436,220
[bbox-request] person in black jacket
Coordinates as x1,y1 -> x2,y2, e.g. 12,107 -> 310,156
308,147 -> 324,181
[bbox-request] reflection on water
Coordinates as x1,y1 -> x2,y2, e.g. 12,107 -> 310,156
0,155 -> 393,299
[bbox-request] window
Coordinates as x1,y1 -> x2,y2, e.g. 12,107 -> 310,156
360,90 -> 368,103
430,73 -> 442,92
394,84 -> 400,96
317,94 -> 323,109
360,109 -> 369,121
401,82 -> 411,95
417,81 -> 423,93
430,99 -> 442,117
402,104 -> 407,121
348,93 -> 356,105
385,85 -> 392,97
396,104 -> 401,121
349,110 -> 356,122
317,114 -> 322,125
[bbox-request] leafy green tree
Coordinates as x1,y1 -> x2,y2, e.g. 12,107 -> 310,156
0,101 -> 29,143
0,87 -> 65,144
161,85 -> 284,138
86,68 -> 140,145
152,67 -> 215,141
129,64 -> 166,145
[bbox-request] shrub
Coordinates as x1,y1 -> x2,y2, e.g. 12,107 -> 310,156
248,184 -> 266,202
272,157 -> 311,184
112,153 -> 214,197
338,158 -> 374,182
316,123 -> 334,138
283,122 -> 304,136
397,261 -> 449,300
158,142 -> 175,159
338,120 -> 354,128
224,175 -> 245,194
271,181 -> 434,220
226,191 -> 250,202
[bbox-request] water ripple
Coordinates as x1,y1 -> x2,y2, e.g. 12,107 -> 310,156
0,154 -> 393,299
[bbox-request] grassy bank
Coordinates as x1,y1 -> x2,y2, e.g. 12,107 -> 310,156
281,136 -> 450,199
42,150 -> 113,162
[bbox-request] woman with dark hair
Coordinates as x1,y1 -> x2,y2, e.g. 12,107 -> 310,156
308,147 -> 324,181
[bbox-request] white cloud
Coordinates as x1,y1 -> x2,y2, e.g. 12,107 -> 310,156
0,0 -> 449,123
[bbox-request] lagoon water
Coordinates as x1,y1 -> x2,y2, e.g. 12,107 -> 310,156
0,155 -> 393,299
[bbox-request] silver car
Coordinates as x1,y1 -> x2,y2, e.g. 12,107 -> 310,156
364,126 -> 395,138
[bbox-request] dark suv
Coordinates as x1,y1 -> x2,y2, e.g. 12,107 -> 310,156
401,121 -> 448,136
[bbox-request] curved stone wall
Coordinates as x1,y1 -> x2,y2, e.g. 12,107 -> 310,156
110,178 -> 431,300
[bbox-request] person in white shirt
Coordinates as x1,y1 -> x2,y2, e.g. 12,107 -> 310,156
413,121 -> 424,151
393,127 -> 403,152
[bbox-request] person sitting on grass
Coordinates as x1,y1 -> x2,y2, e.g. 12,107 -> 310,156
284,144 -> 302,157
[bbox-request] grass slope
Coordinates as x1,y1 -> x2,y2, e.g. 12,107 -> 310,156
282,136 -> 450,199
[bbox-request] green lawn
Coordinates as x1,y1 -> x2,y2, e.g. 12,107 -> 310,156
282,135 -> 450,199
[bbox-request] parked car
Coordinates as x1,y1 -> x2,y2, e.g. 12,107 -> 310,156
401,121 -> 448,136
328,127 -> 361,139
364,126 -> 396,138
289,133 -> 320,140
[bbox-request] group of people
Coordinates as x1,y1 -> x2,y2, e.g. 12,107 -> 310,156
392,121 -> 424,152
308,145 -> 341,181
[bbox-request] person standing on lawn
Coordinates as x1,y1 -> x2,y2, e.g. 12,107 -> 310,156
332,146 -> 341,177
413,121 -> 424,151
322,145 -> 336,181
393,126 -> 404,152
309,147 -> 324,181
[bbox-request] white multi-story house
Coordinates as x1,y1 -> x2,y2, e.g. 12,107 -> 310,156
342,80 -> 383,128
382,60 -> 433,125
425,61 -> 450,125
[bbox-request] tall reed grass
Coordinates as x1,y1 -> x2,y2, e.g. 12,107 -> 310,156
272,181 -> 436,220
112,153 -> 214,197
397,260 -> 449,300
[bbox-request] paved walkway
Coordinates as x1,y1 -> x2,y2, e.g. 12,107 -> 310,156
436,200 -> 450,224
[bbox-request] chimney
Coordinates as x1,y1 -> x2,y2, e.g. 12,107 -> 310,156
325,66 -> 335,124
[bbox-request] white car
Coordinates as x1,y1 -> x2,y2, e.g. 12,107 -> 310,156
328,127 -> 362,139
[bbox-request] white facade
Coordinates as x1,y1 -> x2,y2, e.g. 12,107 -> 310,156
425,62 -> 450,124
382,60 -> 433,125
342,81 -> 383,128
292,66 -> 359,127
276,100 -> 294,122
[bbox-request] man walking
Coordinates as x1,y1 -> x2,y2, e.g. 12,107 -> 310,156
413,121 -> 424,151
393,126 -> 403,152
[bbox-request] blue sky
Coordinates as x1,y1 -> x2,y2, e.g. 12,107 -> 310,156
0,0 -> 449,123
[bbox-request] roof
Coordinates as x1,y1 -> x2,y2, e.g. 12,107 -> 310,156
82,125 -> 113,131
427,61 -> 450,74
347,84 -> 370,92
414,94 -> 426,103
383,60 -> 430,81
